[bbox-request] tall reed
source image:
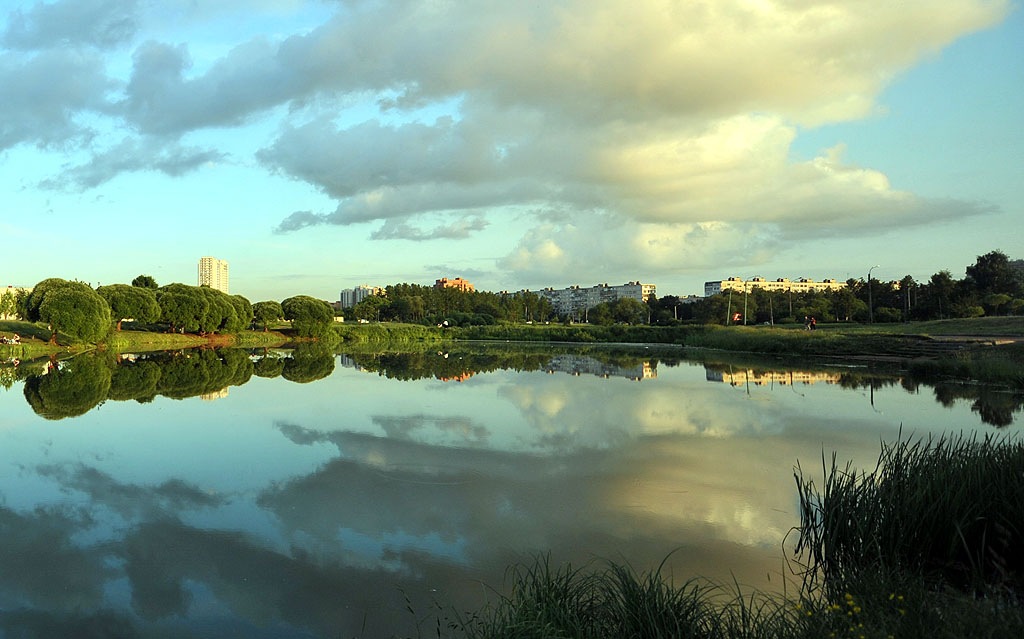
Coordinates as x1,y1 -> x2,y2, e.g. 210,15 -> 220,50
795,432 -> 1024,595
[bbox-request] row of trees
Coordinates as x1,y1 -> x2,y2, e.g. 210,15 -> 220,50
4,250 -> 1019,339
3,276 -> 337,343
655,250 -> 1024,326
348,283 -> 555,326
343,251 -> 1021,327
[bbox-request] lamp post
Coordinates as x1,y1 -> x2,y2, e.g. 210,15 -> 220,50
867,264 -> 879,324
743,280 -> 749,325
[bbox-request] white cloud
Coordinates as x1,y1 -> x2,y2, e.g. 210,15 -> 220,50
0,49 -> 113,150
1,0 -> 1011,285
41,137 -> 226,190
1,0 -> 139,50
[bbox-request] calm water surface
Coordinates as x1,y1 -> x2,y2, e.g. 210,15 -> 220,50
0,345 -> 1019,637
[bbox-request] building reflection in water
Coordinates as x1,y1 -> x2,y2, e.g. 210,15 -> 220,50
706,369 -> 841,387
546,354 -> 656,381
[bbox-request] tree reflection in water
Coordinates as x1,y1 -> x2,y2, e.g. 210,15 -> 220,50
11,346 -> 1024,427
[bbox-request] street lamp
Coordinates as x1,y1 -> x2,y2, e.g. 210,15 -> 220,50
743,280 -> 749,325
867,264 -> 880,324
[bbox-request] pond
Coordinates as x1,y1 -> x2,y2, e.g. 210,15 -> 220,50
0,344 -> 1020,637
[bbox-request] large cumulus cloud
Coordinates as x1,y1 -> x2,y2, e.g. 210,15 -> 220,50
250,0 -> 1006,279
0,0 -> 1010,282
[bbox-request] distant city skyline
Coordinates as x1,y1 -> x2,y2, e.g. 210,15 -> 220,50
1,2 -> 1021,302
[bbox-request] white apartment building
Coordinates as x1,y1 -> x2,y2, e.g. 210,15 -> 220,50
340,285 -> 382,308
536,281 -> 656,316
703,277 -> 845,297
198,257 -> 229,293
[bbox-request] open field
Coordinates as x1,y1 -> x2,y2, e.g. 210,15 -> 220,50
810,315 -> 1024,338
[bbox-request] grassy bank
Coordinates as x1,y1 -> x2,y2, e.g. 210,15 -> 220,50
452,316 -> 1024,348
438,434 -> 1024,639
332,321 -> 445,343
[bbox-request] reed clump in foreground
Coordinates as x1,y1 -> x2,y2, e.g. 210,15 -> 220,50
795,432 -> 1024,595
437,434 -> 1024,639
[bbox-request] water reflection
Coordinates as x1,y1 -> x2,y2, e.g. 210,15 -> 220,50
0,345 -> 1020,637
700,361 -> 1024,428
8,347 -> 1019,427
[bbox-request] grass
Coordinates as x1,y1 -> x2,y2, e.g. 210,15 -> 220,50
795,432 -> 1024,596
441,555 -> 1024,639
333,321 -> 446,343
820,316 -> 1024,337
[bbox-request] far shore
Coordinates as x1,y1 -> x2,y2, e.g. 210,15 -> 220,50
3,316 -> 1022,386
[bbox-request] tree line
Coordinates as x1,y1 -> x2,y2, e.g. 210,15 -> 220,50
658,250 -> 1024,326
2,250 -> 1020,341
348,283 -> 556,326
0,275 -> 336,343
344,250 -> 1023,327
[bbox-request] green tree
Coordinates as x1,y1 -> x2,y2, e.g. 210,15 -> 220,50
610,298 -> 646,324
353,294 -> 389,322
228,295 -> 253,332
38,284 -> 111,344
966,250 -> 1022,298
587,303 -> 613,325
156,284 -> 247,334
829,287 -> 865,322
157,289 -> 209,333
982,293 -> 1013,316
692,293 -> 732,325
282,295 -> 334,338
22,278 -> 89,322
195,286 -> 233,334
131,274 -> 158,289
253,301 -> 284,331
925,270 -> 957,320
0,288 -> 16,319
97,284 -> 161,330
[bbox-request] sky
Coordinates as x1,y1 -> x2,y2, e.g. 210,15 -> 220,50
1,0 -> 1022,303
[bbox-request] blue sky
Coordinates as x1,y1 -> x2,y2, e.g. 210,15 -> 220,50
2,0 -> 1021,303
